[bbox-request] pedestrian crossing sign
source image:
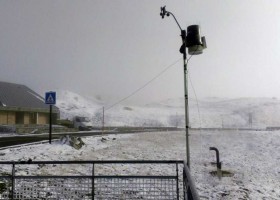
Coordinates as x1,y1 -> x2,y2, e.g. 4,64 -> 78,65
45,91 -> 56,105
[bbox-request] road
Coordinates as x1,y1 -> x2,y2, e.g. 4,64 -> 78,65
0,127 -> 263,148
0,127 -> 182,148
0,131 -> 111,148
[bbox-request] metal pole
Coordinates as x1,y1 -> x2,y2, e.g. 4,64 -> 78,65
92,163 -> 95,200
181,30 -> 190,168
176,163 -> 179,200
11,162 -> 15,200
160,7 -> 197,168
102,107 -> 104,134
184,58 -> 190,168
210,147 -> 222,179
49,105 -> 52,144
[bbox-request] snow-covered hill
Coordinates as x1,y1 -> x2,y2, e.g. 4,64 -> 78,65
56,91 -> 280,128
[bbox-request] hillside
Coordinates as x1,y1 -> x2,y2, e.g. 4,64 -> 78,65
56,91 -> 280,129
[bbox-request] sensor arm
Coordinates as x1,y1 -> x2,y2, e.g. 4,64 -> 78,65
160,6 -> 182,31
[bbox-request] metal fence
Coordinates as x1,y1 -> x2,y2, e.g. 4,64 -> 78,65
0,160 -> 199,200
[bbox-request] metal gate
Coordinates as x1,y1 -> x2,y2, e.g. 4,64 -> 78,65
0,160 -> 199,200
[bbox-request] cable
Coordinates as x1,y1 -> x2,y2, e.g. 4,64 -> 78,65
186,46 -> 202,130
186,47 -> 205,168
104,58 -> 182,111
188,68 -> 202,129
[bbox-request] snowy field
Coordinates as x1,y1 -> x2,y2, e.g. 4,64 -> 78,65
56,90 -> 280,129
0,88 -> 278,199
0,130 -> 279,199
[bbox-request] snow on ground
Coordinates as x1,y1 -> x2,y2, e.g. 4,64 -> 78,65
2,91 -> 280,198
192,130 -> 280,199
0,130 -> 279,199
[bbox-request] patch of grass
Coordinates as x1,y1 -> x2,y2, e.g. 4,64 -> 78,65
210,170 -> 234,177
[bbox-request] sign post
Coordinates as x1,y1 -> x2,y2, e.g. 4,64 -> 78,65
45,91 -> 56,144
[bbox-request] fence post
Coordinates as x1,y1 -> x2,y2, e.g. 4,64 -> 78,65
92,163 -> 95,200
183,161 -> 200,200
176,163 -> 179,200
183,170 -> 186,200
11,163 -> 15,200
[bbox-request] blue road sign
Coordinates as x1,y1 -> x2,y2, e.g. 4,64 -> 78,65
45,91 -> 56,105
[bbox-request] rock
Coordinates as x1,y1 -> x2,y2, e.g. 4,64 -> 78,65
59,135 -> 85,150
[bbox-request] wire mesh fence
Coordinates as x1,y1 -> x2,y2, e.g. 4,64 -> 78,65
0,160 -> 199,200
13,177 -> 92,200
94,176 -> 178,200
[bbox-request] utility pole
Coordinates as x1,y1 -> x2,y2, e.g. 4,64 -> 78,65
160,6 -> 206,168
102,107 -> 105,134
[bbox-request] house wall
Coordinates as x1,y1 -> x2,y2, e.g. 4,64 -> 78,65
0,111 -> 21,125
0,110 -> 58,125
37,113 -> 49,124
24,113 -> 30,124
15,112 -> 24,124
7,112 -> 16,124
29,113 -> 37,124
0,111 -> 7,124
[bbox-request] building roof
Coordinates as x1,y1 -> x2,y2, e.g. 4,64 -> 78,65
0,81 -> 58,112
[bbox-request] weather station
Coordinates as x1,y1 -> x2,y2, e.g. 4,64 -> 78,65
160,6 -> 207,167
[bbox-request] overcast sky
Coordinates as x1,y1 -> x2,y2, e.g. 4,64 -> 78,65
1,0 -> 280,105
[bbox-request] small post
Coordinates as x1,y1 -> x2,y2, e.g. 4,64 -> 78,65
49,105 -> 52,144
210,147 -> 222,179
102,107 -> 104,134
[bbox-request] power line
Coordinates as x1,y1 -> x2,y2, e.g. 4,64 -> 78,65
105,58 -> 182,111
